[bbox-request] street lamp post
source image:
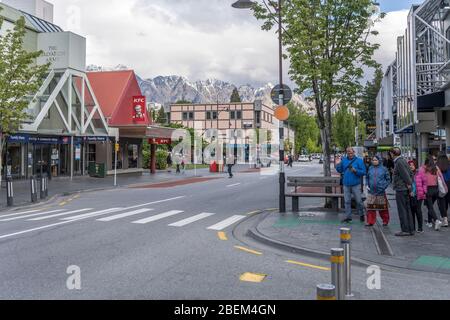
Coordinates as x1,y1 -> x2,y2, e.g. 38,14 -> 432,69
232,0 -> 286,212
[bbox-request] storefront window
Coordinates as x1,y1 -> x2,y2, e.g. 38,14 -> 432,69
128,144 -> 139,168
87,144 -> 96,168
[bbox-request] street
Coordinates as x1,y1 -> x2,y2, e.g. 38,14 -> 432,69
0,161 -> 449,299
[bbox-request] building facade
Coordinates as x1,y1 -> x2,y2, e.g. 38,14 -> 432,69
376,0 -> 450,164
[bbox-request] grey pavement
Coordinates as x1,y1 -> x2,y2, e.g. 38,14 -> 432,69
252,177 -> 450,275
0,161 -> 449,299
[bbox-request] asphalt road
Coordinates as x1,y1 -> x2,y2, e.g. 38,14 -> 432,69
0,161 -> 449,299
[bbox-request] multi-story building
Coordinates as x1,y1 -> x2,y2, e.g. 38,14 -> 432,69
376,0 -> 450,163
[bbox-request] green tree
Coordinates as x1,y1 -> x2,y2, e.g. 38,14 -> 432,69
358,67 -> 383,125
332,106 -> 355,149
286,103 -> 320,155
0,11 -> 49,181
175,100 -> 192,104
253,0 -> 384,177
155,107 -> 167,124
230,87 -> 241,103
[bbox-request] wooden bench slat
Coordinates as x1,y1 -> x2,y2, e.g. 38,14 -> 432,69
286,193 -> 344,198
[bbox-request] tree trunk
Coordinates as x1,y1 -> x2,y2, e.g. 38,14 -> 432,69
0,137 -> 4,186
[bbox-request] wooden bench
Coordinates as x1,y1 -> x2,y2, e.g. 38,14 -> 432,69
286,176 -> 344,211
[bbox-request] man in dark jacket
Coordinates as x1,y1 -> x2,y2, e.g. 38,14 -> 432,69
390,148 -> 415,236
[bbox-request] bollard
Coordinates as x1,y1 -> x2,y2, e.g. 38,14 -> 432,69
316,284 -> 336,300
340,227 -> 353,297
40,174 -> 46,199
44,173 -> 48,198
6,176 -> 14,207
330,248 -> 345,300
30,176 -> 38,203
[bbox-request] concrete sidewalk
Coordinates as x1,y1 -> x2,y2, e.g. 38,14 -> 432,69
249,195 -> 450,275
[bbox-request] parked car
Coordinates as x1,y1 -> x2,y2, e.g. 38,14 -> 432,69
319,156 -> 324,164
299,155 -> 310,162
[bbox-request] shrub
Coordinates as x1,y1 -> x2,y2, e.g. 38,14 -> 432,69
156,149 -> 169,170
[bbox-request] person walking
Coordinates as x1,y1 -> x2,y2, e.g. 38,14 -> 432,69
409,160 -> 426,233
365,156 -> 391,227
437,154 -> 450,227
226,155 -> 235,178
336,147 -> 366,224
390,147 -> 415,236
166,153 -> 173,173
422,156 -> 447,231
288,154 -> 293,168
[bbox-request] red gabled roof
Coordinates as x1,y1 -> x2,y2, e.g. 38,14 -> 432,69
87,70 -> 151,127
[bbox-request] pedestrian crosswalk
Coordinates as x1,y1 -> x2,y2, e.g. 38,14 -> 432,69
0,205 -> 247,233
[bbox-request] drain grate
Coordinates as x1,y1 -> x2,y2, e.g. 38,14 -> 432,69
371,223 -> 394,256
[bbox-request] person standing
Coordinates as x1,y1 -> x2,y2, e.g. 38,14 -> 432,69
166,153 -> 173,173
422,156 -> 447,230
365,156 -> 391,227
336,147 -> 366,223
437,154 -> 450,227
226,155 -> 235,178
409,160 -> 426,233
390,148 -> 415,236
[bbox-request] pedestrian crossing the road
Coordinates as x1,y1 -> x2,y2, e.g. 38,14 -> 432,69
0,203 -> 248,235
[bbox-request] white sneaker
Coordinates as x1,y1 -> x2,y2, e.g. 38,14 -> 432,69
426,222 -> 433,228
435,220 -> 442,231
443,218 -> 449,227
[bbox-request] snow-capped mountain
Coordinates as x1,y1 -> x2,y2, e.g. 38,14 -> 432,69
86,65 -> 315,114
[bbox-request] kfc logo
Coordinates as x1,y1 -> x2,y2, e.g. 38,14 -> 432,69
132,96 -> 147,123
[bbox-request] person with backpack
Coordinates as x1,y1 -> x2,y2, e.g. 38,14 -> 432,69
365,156 -> 391,227
336,147 -> 367,224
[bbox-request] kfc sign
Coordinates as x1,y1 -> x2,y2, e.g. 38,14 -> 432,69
149,138 -> 172,145
132,96 -> 147,123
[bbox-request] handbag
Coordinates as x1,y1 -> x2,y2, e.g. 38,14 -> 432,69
365,194 -> 388,210
438,175 -> 447,198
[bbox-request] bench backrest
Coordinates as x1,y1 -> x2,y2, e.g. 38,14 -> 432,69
287,176 -> 341,187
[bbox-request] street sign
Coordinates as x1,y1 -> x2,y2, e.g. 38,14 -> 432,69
271,84 -> 292,105
149,138 -> 172,145
274,105 -> 290,121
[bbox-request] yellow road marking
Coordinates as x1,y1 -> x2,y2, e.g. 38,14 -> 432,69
266,208 -> 278,212
73,195 -> 80,199
286,260 -> 331,271
247,210 -> 261,216
234,246 -> 263,256
59,202 -> 67,206
217,232 -> 228,241
239,272 -> 267,283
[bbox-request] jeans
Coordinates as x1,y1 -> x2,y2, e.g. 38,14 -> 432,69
344,185 -> 364,219
425,186 -> 445,222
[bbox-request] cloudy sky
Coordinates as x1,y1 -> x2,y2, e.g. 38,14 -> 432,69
52,0 -> 420,87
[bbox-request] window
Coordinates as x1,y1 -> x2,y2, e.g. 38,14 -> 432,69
230,111 -> 236,119
255,111 -> 261,125
182,112 -> 194,120
237,111 -> 242,120
189,112 -> 194,120
212,111 -> 217,120
183,112 -> 188,120
128,144 -> 139,169
206,111 -> 211,120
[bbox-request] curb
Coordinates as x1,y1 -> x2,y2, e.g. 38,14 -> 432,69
246,213 -> 372,268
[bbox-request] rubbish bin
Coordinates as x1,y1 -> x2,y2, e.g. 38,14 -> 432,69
88,163 -> 106,178
210,161 -> 217,173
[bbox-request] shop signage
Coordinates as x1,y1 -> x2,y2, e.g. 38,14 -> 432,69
83,136 -> 108,142
133,96 -> 147,123
149,138 -> 171,145
75,145 -> 81,160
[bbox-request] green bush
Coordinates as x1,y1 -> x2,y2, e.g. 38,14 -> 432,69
156,149 -> 169,170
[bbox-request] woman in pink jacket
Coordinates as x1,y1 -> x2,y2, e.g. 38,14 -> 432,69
409,160 -> 427,233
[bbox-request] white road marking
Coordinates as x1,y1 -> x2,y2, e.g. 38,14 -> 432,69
60,208 -> 123,220
96,208 -> 153,222
226,183 -> 241,188
207,215 -> 246,231
132,210 -> 184,224
0,209 -> 42,218
0,210 -> 65,222
0,220 -> 85,240
28,209 -> 94,221
125,196 -> 186,210
168,212 -> 216,227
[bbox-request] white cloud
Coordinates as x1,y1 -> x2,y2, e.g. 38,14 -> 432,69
52,1 -> 410,86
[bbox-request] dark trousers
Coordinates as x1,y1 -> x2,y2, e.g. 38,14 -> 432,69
425,186 -> 445,222
396,191 -> 415,234
227,164 -> 233,177
410,196 -> 423,231
444,181 -> 450,218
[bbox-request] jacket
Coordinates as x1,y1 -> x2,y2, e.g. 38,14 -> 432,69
336,156 -> 366,186
366,165 -> 390,196
414,167 -> 428,200
392,157 -> 413,191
